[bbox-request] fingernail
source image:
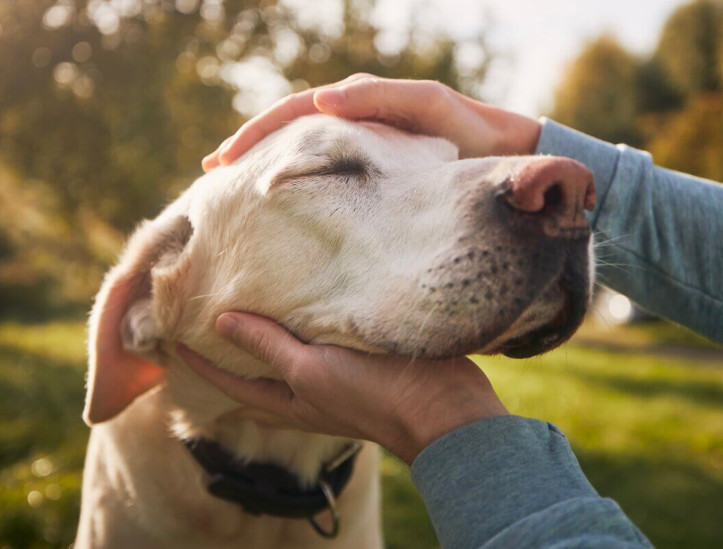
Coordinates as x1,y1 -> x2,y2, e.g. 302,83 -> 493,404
316,89 -> 345,106
216,313 -> 241,340
201,155 -> 215,171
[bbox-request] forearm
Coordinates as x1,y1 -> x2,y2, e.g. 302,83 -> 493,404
536,118 -> 723,344
411,416 -> 651,549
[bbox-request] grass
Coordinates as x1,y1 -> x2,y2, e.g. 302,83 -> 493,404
0,318 -> 721,548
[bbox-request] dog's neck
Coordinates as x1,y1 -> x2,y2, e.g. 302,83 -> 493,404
159,351 -> 351,484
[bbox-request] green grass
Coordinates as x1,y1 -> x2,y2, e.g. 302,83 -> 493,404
1,318 -> 721,549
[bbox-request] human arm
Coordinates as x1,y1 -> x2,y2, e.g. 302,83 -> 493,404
178,312 -> 651,549
412,416 -> 651,548
535,119 -> 723,344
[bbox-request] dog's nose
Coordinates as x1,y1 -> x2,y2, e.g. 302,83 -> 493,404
503,157 -> 595,237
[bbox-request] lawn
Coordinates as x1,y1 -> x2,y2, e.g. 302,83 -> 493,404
1,318 -> 721,548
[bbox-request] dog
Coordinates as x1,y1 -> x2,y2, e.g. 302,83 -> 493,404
76,114 -> 595,548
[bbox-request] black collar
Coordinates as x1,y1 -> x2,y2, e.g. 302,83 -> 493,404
182,437 -> 361,538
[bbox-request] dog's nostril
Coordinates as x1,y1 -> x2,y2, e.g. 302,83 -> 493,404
502,157 -> 594,238
543,183 -> 563,212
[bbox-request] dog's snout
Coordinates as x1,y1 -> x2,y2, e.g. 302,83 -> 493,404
503,158 -> 595,237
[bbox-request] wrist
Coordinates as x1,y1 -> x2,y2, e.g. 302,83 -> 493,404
469,101 -> 541,156
491,108 -> 542,156
390,397 -> 509,465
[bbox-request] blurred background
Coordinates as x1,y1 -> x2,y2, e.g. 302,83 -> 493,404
0,0 -> 721,547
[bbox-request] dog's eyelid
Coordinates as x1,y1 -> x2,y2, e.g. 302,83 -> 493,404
320,156 -> 370,176
269,156 -> 380,188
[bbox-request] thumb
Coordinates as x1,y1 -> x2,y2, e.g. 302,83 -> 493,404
215,312 -> 312,375
176,343 -> 295,414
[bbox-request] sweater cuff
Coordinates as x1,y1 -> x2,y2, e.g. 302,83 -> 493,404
411,415 -> 598,549
535,118 -> 622,229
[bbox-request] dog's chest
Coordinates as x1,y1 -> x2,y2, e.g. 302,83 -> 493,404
79,388 -> 382,548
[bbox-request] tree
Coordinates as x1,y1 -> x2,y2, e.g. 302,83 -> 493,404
654,0 -> 723,99
549,0 -> 722,184
648,93 -> 723,182
0,0 -> 490,311
550,36 -> 641,145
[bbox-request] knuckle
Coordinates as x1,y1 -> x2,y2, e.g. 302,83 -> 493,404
350,73 -> 383,91
422,81 -> 452,118
284,365 -> 310,395
284,350 -> 318,389
318,345 -> 344,366
284,364 -> 303,387
348,72 -> 374,81
250,328 -> 276,362
420,79 -> 447,100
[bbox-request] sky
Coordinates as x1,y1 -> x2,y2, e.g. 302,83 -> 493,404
372,0 -> 688,116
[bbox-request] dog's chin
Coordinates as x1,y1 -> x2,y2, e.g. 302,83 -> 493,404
401,265 -> 590,361
484,270 -> 590,359
498,295 -> 584,358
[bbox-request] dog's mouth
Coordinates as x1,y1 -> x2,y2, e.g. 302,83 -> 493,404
499,284 -> 583,358
496,257 -> 590,358
340,238 -> 591,361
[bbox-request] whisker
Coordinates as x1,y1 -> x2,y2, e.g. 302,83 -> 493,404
593,259 -> 639,276
592,231 -> 634,248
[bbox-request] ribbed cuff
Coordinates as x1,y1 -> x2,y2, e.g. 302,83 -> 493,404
411,415 -> 598,549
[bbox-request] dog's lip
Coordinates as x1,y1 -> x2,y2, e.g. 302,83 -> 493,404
499,299 -> 570,358
496,262 -> 588,359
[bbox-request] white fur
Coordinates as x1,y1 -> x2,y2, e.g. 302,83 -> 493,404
77,115 -> 592,548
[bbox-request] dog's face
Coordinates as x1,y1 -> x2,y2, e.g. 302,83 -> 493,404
85,115 -> 594,424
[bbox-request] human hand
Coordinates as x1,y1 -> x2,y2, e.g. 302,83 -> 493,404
202,74 -> 542,171
176,312 -> 508,465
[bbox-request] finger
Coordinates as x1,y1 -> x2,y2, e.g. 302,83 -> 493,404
218,88 -> 320,165
314,78 -> 450,130
201,137 -> 232,172
202,152 -> 220,172
216,312 -> 312,376
212,74 -> 373,167
176,343 -> 295,414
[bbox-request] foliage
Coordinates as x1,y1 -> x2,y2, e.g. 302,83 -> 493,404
552,36 -> 642,145
654,0 -> 723,98
0,0 -> 488,312
551,0 -> 723,183
647,93 -> 723,180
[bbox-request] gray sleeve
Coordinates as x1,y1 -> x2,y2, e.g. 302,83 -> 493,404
410,416 -> 651,549
536,118 -> 723,344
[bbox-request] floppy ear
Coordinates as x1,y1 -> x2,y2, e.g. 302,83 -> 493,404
84,215 -> 194,425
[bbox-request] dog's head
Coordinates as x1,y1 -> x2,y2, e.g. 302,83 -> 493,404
85,114 -> 595,424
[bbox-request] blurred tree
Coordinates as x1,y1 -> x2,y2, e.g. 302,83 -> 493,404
646,0 -> 723,182
0,0 -> 489,311
648,93 -> 723,182
635,58 -> 682,114
550,36 -> 641,145
550,0 -> 722,186
654,0 -> 723,99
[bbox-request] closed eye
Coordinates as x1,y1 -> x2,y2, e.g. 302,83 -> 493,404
318,156 -> 370,177
269,148 -> 380,188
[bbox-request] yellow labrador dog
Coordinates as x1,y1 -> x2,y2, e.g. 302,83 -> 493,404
77,114 -> 594,548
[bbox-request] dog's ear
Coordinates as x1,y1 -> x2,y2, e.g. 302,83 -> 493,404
84,215 -> 194,425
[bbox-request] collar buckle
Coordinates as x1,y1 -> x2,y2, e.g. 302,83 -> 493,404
308,479 -> 340,538
308,442 -> 362,539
